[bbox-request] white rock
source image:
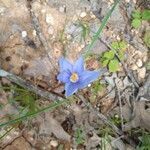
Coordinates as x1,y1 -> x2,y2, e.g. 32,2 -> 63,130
0,7 -> 6,15
32,30 -> 36,37
59,5 -> 66,13
131,64 -> 138,70
133,0 -> 137,4
143,55 -> 147,62
88,84 -> 91,87
138,67 -> 146,79
21,31 -> 27,38
46,14 -> 54,25
80,12 -> 87,18
109,0 -> 114,4
125,0 -> 130,3
90,12 -> 96,19
116,35 -> 120,41
50,140 -> 58,147
136,59 -> 143,67
41,9 -> 46,14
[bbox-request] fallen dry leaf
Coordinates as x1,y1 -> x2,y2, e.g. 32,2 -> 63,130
124,101 -> 150,131
39,113 -> 71,141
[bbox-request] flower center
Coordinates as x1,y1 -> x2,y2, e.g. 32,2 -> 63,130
70,73 -> 79,83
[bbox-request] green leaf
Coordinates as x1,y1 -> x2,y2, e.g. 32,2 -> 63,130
111,41 -> 119,50
119,41 -> 127,50
75,128 -> 85,145
103,50 -> 115,59
102,59 -> 109,67
131,19 -> 141,28
132,10 -> 141,19
142,10 -> 150,20
108,59 -> 119,72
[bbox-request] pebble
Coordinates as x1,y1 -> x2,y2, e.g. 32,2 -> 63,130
109,0 -> 114,4
143,55 -> 147,62
59,5 -> 66,13
90,12 -> 96,19
138,67 -> 146,79
32,30 -> 37,37
131,64 -> 138,70
0,7 -> 6,15
41,9 -> 46,14
50,140 -> 58,147
136,59 -> 143,67
125,0 -> 130,3
46,14 -> 54,25
80,12 -> 87,18
88,84 -> 91,87
21,31 -> 27,38
116,35 -> 120,41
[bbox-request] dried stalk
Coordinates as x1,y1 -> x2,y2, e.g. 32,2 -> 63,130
0,69 -> 59,101
75,94 -> 123,135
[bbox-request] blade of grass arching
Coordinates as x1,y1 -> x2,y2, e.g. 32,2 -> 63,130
0,126 -> 14,140
83,0 -> 120,57
0,99 -> 69,128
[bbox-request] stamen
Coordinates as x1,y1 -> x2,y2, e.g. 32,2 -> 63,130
70,73 -> 79,83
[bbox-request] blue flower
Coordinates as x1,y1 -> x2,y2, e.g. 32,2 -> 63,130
57,56 -> 101,97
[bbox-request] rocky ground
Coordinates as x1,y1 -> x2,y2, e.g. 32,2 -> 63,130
0,0 -> 150,149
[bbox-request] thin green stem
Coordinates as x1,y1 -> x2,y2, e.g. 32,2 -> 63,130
0,127 -> 14,140
0,99 -> 68,128
83,0 -> 121,57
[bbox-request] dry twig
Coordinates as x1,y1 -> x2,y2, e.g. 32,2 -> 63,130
26,0 -> 57,70
0,69 -> 59,101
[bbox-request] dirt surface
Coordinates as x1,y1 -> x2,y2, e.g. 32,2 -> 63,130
0,0 -> 150,149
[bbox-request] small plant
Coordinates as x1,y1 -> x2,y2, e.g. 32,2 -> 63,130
2,85 -> 38,114
131,9 -> 150,29
79,21 -> 90,41
91,80 -> 104,95
101,41 -> 127,72
137,133 -> 150,150
143,30 -> 150,48
74,127 -> 85,145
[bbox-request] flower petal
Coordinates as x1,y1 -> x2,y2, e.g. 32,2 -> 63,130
57,71 -> 71,83
65,83 -> 78,97
59,57 -> 73,72
78,70 -> 100,89
73,56 -> 84,74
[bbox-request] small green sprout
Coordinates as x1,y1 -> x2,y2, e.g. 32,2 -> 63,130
101,41 -> 127,72
79,21 -> 90,41
137,133 -> 150,150
131,9 -> 150,29
143,30 -> 150,48
74,127 -> 85,145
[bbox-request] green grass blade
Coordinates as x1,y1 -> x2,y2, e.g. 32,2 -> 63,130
0,99 -> 69,128
0,127 -> 14,140
83,0 -> 121,57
